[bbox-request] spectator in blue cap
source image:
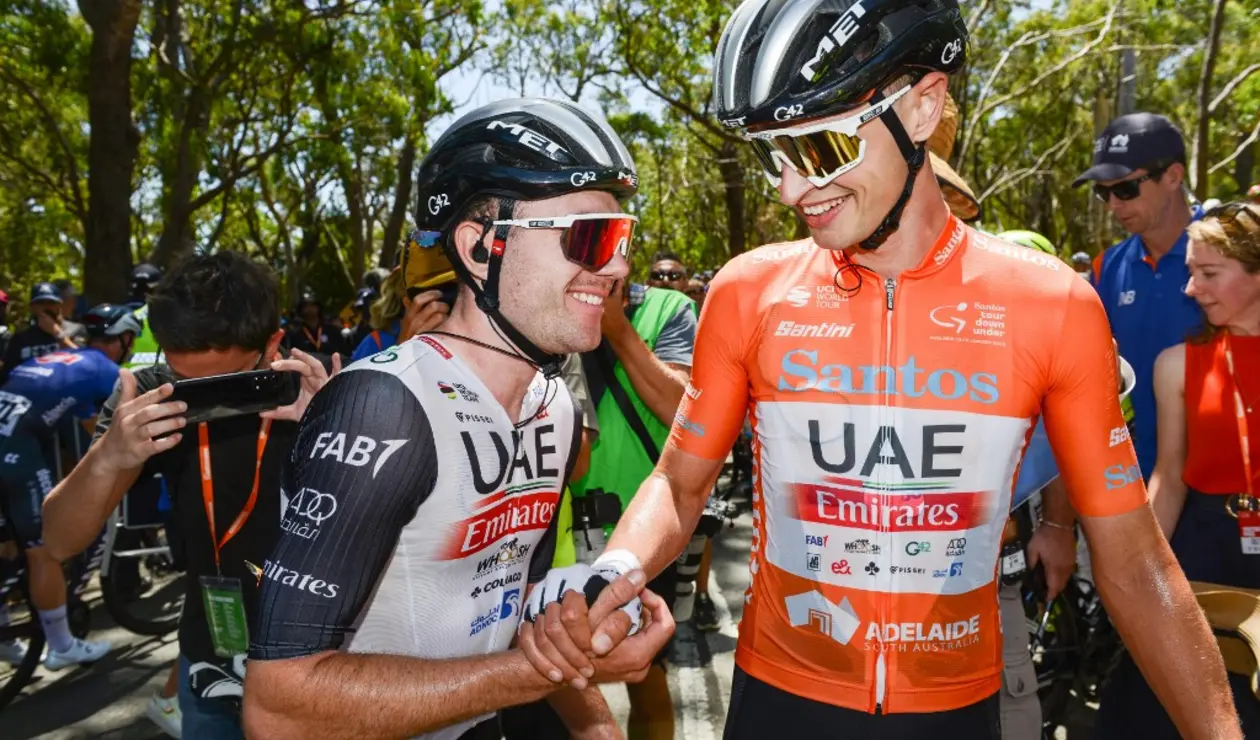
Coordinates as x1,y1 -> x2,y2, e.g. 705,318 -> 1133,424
1075,112 -> 1203,481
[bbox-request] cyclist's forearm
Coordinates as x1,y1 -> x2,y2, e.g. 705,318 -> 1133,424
41,446 -> 139,561
607,470 -> 709,579
1093,520 -> 1240,739
1040,477 -> 1074,526
547,685 -> 619,739
243,649 -> 556,740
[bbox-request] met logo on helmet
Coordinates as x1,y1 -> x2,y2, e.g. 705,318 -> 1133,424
800,2 -> 867,81
486,120 -> 567,159
777,351 -> 1000,404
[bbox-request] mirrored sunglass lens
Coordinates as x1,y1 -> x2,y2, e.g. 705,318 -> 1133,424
798,130 -> 863,180
750,141 -> 784,180
564,219 -> 634,270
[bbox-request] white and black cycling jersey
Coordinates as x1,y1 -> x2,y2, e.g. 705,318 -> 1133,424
249,335 -> 579,740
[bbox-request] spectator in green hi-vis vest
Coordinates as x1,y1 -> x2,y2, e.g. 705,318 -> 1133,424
573,280 -> 696,740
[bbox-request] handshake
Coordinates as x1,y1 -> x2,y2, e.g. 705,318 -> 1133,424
517,550 -> 675,692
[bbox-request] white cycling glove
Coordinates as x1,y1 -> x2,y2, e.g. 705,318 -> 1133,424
522,549 -> 643,636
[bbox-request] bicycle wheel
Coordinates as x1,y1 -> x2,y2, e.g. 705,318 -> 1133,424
101,529 -> 182,637
0,582 -> 46,711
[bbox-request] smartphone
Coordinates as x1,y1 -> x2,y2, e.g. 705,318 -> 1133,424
170,369 -> 301,424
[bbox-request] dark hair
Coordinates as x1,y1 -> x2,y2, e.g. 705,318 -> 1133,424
651,251 -> 683,266
148,252 -> 280,353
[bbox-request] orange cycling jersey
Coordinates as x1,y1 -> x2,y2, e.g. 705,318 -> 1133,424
671,215 -> 1147,714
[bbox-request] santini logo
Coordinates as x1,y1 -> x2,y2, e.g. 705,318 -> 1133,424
777,351 -> 999,404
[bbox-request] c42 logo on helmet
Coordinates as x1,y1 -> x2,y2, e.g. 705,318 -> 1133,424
428,194 -> 450,216
941,39 -> 963,65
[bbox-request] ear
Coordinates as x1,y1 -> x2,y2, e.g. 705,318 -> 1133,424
264,329 -> 285,362
451,219 -> 494,282
1164,162 -> 1186,189
905,73 -> 949,146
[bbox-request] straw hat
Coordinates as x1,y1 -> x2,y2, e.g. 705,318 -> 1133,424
929,94 -> 980,222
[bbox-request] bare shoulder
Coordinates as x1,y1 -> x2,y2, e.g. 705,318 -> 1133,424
1153,343 -> 1186,395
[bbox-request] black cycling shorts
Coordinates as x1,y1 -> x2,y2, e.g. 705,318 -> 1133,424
723,666 -> 1001,740
0,435 -> 55,549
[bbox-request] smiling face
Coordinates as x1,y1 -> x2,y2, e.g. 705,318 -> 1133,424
1185,208 -> 1260,332
493,191 -> 631,353
765,75 -> 946,251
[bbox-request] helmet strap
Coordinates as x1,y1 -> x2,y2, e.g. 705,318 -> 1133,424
858,104 -> 927,251
444,198 -> 564,378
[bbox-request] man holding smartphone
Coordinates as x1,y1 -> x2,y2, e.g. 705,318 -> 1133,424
41,252 -> 336,739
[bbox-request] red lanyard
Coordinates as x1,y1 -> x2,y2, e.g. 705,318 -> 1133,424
198,419 -> 272,572
1223,333 -> 1255,499
302,326 -> 322,352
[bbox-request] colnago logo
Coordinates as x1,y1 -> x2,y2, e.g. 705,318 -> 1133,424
778,352 -> 1000,404
449,491 -> 559,556
793,479 -> 992,532
470,570 -> 523,597
865,615 -> 981,649
252,559 -> 340,599
800,2 -> 867,81
973,236 -> 1061,271
486,120 -> 567,159
775,321 -> 855,339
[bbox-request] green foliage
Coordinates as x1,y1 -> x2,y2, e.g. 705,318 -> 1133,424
1,0 -> 1257,307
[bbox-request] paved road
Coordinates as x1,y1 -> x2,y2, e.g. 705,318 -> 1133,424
4,513 -> 1096,738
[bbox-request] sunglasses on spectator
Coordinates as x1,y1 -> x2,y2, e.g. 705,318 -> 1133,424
1093,166 -> 1168,202
651,270 -> 686,282
1205,202 -> 1260,244
492,213 -> 637,271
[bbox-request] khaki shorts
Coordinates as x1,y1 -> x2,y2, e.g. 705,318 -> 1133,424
999,580 -> 1041,740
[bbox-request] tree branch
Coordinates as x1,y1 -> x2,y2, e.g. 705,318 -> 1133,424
958,3 -> 1119,164
1208,117 -> 1260,175
1210,63 -> 1260,114
0,67 -> 88,223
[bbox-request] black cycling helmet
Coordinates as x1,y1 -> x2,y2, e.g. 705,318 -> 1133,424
413,97 -> 639,375
83,303 -> 143,340
130,263 -> 163,298
713,0 -> 967,249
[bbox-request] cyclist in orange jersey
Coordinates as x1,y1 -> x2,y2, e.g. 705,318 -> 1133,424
516,1 -> 1239,737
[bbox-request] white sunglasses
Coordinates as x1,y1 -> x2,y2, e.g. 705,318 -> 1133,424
744,85 -> 912,188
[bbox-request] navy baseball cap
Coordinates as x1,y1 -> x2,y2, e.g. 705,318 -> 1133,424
30,282 -> 62,304
1073,113 -> 1186,187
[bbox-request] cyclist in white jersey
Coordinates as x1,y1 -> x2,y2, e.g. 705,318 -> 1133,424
243,98 -> 673,740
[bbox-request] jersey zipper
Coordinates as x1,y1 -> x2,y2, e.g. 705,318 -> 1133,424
875,276 -> 896,713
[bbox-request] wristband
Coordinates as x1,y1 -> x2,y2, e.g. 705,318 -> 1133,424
1040,519 -> 1074,532
591,548 -> 642,578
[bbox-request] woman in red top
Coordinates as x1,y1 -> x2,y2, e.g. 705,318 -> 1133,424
1126,202 -> 1260,738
